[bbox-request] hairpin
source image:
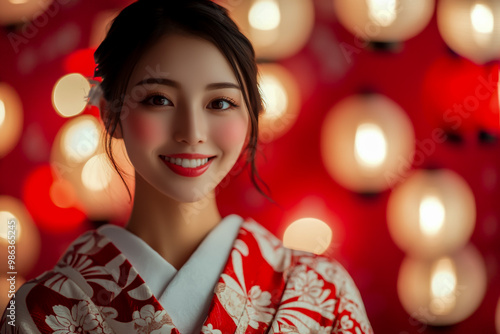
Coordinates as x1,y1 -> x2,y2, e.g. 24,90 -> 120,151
85,79 -> 103,107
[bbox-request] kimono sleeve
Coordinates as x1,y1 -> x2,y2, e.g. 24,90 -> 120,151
330,261 -> 374,334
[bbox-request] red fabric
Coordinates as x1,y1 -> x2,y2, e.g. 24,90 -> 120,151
1,217 -> 373,333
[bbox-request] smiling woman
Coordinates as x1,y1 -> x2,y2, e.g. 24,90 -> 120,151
0,1 -> 373,333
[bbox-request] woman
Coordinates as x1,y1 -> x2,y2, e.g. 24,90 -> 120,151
1,0 -> 373,333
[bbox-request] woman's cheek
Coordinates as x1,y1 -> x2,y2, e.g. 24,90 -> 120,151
213,118 -> 248,150
126,113 -> 164,144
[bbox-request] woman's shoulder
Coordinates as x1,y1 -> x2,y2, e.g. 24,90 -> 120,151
241,217 -> 373,333
241,216 -> 349,270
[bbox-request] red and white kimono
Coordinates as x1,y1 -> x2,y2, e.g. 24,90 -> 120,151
1,214 -> 373,333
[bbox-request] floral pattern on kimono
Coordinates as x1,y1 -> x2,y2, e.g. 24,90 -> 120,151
1,217 -> 373,334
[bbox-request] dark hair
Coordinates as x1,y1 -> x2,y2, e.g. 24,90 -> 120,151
94,0 -> 278,206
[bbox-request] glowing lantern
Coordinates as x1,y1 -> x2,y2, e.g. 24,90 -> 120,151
52,73 -> 91,118
333,0 -> 435,43
81,153 -> 113,191
0,0 -> 53,26
0,83 -> 23,158
50,115 -> 134,220
61,117 -> 99,163
283,217 -> 332,255
387,169 -> 476,258
398,244 -> 487,325
438,0 -> 500,64
321,93 -> 415,193
228,0 -> 315,59
0,196 -> 40,276
257,63 -> 300,142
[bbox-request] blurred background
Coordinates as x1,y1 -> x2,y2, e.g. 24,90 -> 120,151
1,0 -> 500,332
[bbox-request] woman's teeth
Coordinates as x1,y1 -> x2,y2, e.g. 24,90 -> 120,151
162,156 -> 210,168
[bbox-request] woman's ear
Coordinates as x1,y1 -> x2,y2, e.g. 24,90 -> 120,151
99,96 -> 123,140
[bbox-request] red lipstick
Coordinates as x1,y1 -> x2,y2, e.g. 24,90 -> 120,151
159,154 -> 215,177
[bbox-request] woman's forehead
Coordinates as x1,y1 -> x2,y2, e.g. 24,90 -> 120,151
129,33 -> 239,89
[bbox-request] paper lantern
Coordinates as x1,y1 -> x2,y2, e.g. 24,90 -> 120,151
257,63 -> 300,142
227,0 -> 315,59
387,169 -> 476,258
438,0 -> 500,64
321,93 -> 415,193
398,244 -> 487,326
333,0 -> 435,43
50,115 -> 134,220
0,83 -> 23,159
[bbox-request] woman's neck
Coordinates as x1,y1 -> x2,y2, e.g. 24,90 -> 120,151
124,173 -> 222,270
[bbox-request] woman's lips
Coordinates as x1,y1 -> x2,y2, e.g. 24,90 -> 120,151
159,156 -> 215,177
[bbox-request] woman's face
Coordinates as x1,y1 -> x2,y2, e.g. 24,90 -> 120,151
118,33 -> 250,203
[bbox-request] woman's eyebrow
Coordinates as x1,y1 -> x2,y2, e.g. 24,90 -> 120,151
134,77 -> 241,91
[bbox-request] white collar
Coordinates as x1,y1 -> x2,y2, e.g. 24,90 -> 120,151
97,213 -> 244,333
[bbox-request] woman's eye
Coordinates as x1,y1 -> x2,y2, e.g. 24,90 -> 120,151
209,98 -> 237,111
143,95 -> 171,106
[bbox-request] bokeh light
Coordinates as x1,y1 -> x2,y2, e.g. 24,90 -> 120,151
52,73 -> 91,118
321,93 -> 415,193
283,217 -> 333,255
61,116 -> 100,163
248,0 -> 281,31
438,0 -> 500,64
50,115 -> 134,220
0,83 -> 23,159
228,0 -> 315,59
81,153 -> 113,191
387,169 -> 476,258
257,63 -> 301,143
397,244 -> 487,326
333,0 -> 435,43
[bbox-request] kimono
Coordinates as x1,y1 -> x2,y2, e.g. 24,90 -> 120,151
0,214 -> 373,334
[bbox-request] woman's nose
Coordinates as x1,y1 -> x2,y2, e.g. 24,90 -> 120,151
172,104 -> 207,145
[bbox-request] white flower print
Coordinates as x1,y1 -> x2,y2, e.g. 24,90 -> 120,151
216,272 -> 275,332
201,324 -> 223,334
246,286 -> 275,329
132,304 -> 173,334
288,270 -> 331,306
45,300 -> 111,334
